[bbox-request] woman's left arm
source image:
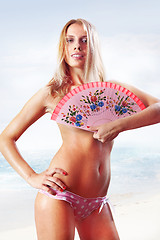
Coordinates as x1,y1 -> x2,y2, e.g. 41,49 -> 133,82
90,83 -> 160,142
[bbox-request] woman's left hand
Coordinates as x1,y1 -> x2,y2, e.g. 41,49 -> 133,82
89,120 -> 121,143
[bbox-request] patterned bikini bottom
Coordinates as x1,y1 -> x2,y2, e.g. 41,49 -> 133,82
39,188 -> 113,221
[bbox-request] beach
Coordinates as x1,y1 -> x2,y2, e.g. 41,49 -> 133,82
1,147 -> 160,239
112,192 -> 160,240
0,189 -> 160,240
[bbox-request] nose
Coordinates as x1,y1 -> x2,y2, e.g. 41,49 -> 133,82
74,41 -> 81,51
74,46 -> 81,51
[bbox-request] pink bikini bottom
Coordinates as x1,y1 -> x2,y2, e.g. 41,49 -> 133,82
39,188 -> 113,221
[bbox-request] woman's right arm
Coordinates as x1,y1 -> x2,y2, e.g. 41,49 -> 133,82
0,86 -> 67,193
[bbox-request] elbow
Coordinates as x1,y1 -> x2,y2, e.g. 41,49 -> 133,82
0,132 -> 15,153
0,132 -> 7,152
157,101 -> 160,121
148,99 -> 160,109
153,101 -> 160,123
155,100 -> 160,110
0,133 -> 5,153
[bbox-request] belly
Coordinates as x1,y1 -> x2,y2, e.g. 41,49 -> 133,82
49,136 -> 113,197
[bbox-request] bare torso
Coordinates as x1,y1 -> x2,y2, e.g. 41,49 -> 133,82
48,124 -> 114,198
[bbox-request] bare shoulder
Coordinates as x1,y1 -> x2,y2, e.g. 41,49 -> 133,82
108,79 -> 160,107
42,84 -> 62,114
27,84 -> 60,114
22,85 -> 51,114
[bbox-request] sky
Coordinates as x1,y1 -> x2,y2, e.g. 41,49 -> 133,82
0,0 -> 160,151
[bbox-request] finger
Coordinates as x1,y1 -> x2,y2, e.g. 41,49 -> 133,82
41,184 -> 50,192
93,130 -> 101,140
41,185 -> 57,195
48,187 -> 57,195
89,126 -> 98,132
47,168 -> 68,176
93,133 -> 98,139
41,185 -> 50,192
98,138 -> 105,143
47,176 -> 67,190
43,179 -> 66,192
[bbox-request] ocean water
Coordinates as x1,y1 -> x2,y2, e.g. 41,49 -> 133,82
0,146 -> 160,194
109,146 -> 160,195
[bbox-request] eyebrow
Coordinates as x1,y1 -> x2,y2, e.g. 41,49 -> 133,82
66,35 -> 87,38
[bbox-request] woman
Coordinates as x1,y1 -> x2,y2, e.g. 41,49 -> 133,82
0,18 -> 160,240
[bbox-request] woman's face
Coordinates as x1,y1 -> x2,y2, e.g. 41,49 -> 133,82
65,23 -> 87,70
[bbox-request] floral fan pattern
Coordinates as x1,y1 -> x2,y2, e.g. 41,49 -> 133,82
51,82 -> 146,130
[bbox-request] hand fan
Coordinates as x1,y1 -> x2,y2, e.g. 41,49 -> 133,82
51,82 -> 146,131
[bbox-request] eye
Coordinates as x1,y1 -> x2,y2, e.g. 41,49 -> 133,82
81,38 -> 87,43
66,38 -> 74,43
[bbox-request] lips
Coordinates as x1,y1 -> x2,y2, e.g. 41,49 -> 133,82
71,53 -> 84,59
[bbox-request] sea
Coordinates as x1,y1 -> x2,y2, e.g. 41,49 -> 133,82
0,146 -> 160,195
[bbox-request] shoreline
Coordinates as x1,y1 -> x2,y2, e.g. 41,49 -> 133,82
0,189 -> 160,239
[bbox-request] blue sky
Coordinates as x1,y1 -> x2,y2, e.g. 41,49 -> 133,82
0,0 -> 159,36
0,0 -> 160,150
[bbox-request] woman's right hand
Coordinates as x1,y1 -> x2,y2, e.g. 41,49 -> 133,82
27,168 -> 68,194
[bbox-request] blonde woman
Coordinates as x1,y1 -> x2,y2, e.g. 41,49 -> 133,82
0,19 -> 160,240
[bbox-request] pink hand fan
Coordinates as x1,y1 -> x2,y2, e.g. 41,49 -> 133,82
51,82 -> 146,131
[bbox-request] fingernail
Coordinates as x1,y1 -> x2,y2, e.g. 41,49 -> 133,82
63,171 -> 67,175
60,189 -> 64,192
63,186 -> 66,190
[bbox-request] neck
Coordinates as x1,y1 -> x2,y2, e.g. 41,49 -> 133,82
69,67 -> 85,85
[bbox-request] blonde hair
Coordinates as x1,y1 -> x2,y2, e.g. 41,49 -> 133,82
48,18 -> 105,96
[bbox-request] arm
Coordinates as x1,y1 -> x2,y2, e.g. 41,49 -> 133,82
0,86 -> 67,193
119,101 -> 160,131
90,82 -> 160,142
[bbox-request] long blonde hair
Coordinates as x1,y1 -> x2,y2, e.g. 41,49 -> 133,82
48,18 -> 105,96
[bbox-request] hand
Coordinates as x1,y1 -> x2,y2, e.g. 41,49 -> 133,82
89,120 -> 121,143
27,168 -> 68,194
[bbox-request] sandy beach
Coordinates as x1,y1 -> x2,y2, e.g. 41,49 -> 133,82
0,189 -> 160,240
112,193 -> 160,240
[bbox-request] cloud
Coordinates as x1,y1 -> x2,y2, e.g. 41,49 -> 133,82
101,33 -> 160,96
0,39 -> 58,119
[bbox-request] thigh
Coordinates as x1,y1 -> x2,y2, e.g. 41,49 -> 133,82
76,203 -> 120,240
35,192 -> 75,240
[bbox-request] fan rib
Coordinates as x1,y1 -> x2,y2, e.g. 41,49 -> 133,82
51,82 -> 146,121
